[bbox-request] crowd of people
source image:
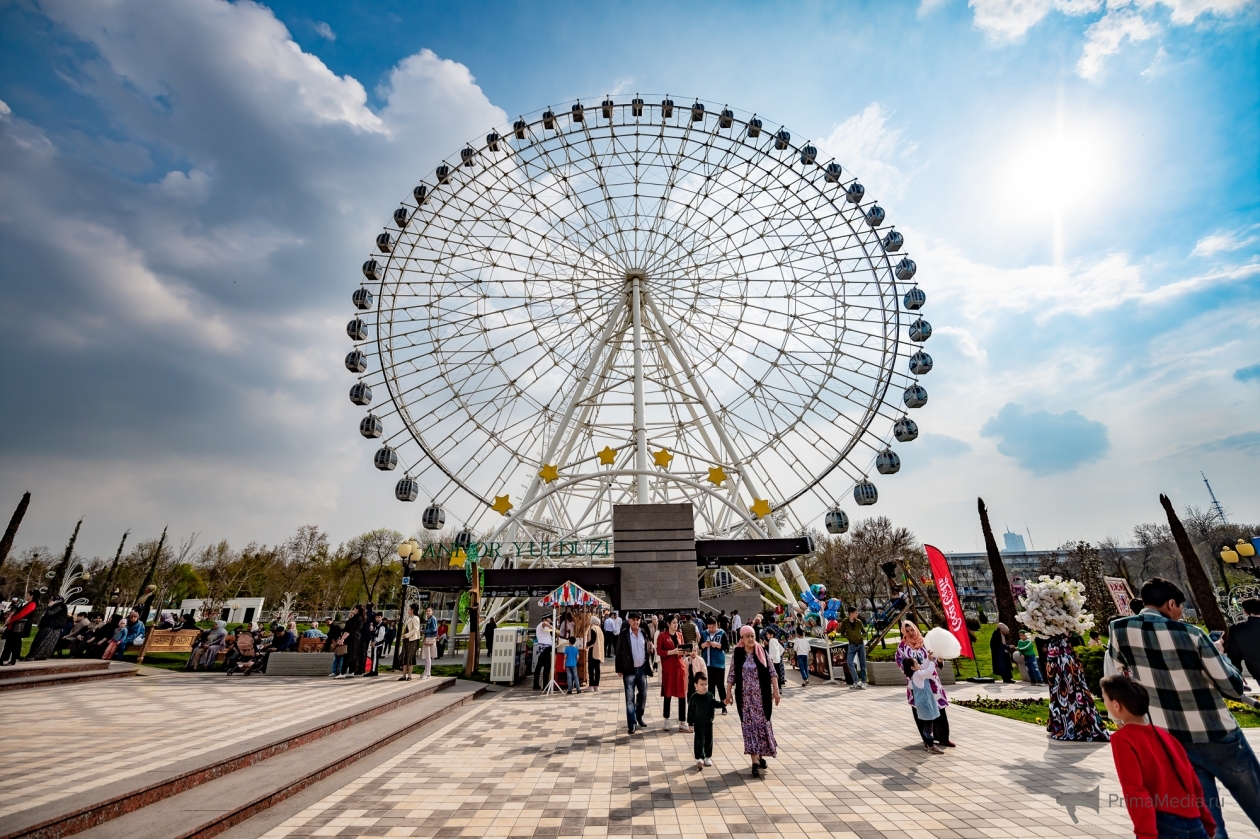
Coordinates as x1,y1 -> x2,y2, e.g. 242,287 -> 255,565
528,606 -> 858,777
0,592 -> 439,680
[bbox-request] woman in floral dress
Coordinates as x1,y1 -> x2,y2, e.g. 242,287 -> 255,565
726,625 -> 780,777
895,621 -> 954,749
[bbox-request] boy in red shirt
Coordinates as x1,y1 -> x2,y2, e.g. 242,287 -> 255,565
1101,674 -> 1216,839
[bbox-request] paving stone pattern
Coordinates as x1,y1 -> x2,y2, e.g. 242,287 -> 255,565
254,673 -> 1260,839
0,675 -> 420,821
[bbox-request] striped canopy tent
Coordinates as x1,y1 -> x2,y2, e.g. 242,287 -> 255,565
537,580 -> 607,696
538,581 -> 608,609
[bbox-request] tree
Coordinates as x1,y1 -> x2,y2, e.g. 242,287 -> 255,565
1160,494 -> 1227,633
812,517 -> 920,615
282,525 -> 329,592
1074,542 -> 1118,633
1097,536 -> 1129,582
978,498 -> 1018,631
345,529 -> 404,605
0,492 -> 31,576
47,518 -> 83,597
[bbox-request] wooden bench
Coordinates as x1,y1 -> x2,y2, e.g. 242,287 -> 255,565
297,636 -> 326,653
136,629 -> 201,664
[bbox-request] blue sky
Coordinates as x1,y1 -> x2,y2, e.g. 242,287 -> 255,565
0,0 -> 1257,559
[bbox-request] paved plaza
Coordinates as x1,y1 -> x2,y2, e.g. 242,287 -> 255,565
249,675 -> 1259,839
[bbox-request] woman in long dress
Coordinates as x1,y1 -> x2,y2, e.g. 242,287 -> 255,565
396,603 -> 421,681
895,621 -> 954,749
990,622 -> 1014,683
726,625 -> 780,778
656,615 -> 689,732
27,596 -> 68,661
188,620 -> 228,670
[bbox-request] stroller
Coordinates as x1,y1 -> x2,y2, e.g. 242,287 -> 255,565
224,631 -> 262,675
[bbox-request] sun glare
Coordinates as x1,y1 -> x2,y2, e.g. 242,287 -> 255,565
991,109 -> 1117,264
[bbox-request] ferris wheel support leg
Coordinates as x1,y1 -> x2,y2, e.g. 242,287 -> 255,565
774,565 -> 797,604
785,559 -> 811,599
641,292 -> 774,538
630,275 -> 649,502
730,565 -> 792,605
486,294 -> 630,551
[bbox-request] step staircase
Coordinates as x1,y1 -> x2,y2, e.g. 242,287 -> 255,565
0,660 -> 137,693
0,676 -> 487,839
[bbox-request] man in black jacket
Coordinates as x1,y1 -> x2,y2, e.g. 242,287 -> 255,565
1227,598 -> 1260,681
614,612 -> 649,735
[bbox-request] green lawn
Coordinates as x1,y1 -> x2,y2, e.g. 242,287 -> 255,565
954,696 -> 1260,729
868,624 -> 1011,680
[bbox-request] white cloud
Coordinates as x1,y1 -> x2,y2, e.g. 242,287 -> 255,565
934,326 -> 989,362
0,0 -> 508,556
314,21 -> 335,41
1135,0 -> 1253,23
1141,45 -> 1170,75
918,234 -> 1259,321
969,0 -> 1253,77
0,99 -> 10,117
969,0 -> 1101,41
157,168 -> 212,202
39,0 -> 385,133
1077,8 -> 1161,78
816,103 -> 918,202
1191,225 -> 1260,257
918,0 -> 953,17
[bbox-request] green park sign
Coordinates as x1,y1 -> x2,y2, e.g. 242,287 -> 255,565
418,539 -> 612,561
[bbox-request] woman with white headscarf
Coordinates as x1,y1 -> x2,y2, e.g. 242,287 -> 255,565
189,620 -> 228,671
895,620 -> 954,749
725,625 -> 780,777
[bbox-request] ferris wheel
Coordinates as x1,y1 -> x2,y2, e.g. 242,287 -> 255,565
345,95 -> 932,565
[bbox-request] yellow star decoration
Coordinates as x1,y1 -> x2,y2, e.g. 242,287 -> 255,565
652,448 -> 674,468
448,548 -> 468,569
491,494 -> 513,515
597,446 -> 617,466
538,463 -> 560,483
706,466 -> 728,486
750,498 -> 773,519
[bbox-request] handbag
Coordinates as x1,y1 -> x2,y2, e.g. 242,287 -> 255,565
333,642 -> 348,656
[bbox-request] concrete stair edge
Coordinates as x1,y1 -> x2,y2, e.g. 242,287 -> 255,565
0,666 -> 136,693
177,682 -> 488,839
0,660 -> 111,681
1,677 -> 460,839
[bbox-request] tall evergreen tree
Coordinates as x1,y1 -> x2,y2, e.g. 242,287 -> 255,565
1076,542 -> 1118,633
48,518 -> 83,596
0,492 -> 31,576
1160,494 -> 1227,632
978,498 -> 1018,631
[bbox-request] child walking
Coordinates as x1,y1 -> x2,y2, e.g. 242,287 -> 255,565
1101,674 -> 1215,839
688,673 -> 720,768
903,656 -> 942,754
791,628 -> 811,686
563,636 -> 581,695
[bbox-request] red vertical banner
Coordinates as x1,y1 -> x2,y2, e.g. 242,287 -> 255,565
925,544 -> 975,659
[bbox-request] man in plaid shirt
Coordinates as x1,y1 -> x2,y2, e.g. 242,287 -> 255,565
1109,577 -> 1260,837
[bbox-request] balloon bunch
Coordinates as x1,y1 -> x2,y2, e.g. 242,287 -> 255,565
799,584 -> 845,629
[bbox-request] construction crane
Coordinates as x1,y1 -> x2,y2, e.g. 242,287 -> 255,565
1202,472 -> 1228,524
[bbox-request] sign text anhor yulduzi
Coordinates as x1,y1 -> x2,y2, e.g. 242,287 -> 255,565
419,540 -> 612,560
